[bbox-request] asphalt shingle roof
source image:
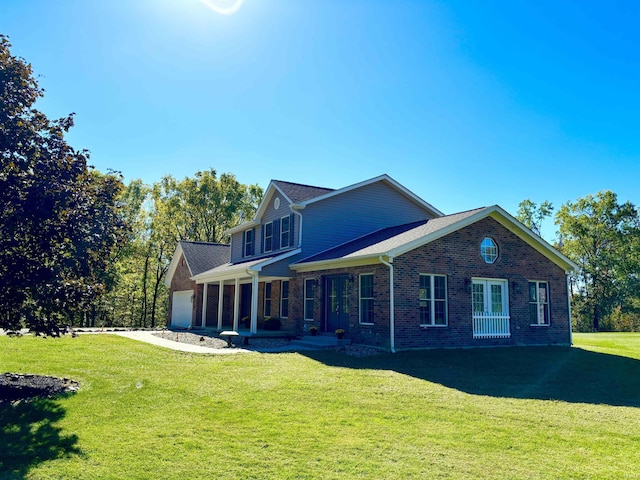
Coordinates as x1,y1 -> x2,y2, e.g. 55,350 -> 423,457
272,180 -> 334,204
179,241 -> 230,276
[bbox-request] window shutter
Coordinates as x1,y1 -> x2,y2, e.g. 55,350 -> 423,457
273,219 -> 281,250
242,231 -> 246,258
289,213 -> 295,247
260,224 -> 264,254
250,228 -> 255,256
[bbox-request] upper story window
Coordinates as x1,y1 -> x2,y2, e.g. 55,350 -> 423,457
264,222 -> 273,252
480,237 -> 498,264
243,229 -> 254,257
281,215 -> 290,248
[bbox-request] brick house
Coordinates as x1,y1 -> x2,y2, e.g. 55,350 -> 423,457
165,175 -> 577,351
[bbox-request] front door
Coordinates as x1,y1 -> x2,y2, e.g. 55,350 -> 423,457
326,275 -> 350,332
471,278 -> 510,338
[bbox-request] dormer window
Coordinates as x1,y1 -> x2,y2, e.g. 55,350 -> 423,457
243,229 -> 254,257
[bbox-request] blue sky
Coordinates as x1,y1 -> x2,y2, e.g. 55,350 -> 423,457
2,0 -> 638,238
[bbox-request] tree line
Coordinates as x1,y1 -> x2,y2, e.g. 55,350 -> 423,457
517,196 -> 640,332
0,35 -> 261,334
2,34 -> 638,334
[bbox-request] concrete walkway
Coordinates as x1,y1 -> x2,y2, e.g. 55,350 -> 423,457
112,331 -> 252,354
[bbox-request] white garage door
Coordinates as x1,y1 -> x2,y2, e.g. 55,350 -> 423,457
171,290 -> 193,328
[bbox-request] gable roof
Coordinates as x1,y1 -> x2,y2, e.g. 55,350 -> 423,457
292,206 -> 578,272
225,180 -> 334,235
271,180 -> 334,203
225,174 -> 443,235
293,174 -> 444,218
164,241 -> 230,286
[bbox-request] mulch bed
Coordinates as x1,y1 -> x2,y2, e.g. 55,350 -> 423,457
0,373 -> 79,403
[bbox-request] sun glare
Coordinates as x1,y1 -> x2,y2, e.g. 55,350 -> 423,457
199,0 -> 244,15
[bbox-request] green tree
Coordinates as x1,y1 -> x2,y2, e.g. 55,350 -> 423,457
516,199 -> 554,237
0,35 -> 127,334
555,191 -> 640,331
102,171 -> 262,328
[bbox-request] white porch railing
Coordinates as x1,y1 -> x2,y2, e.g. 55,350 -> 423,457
473,313 -> 511,339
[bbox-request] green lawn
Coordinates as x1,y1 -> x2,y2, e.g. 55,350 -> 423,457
1,333 -> 640,479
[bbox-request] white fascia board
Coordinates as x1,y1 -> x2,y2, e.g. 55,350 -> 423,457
291,254 -> 384,273
388,205 -> 579,273
224,219 -> 259,236
487,206 -> 579,273
252,181 -> 295,223
164,243 -> 186,287
192,249 -> 301,284
296,174 -> 444,217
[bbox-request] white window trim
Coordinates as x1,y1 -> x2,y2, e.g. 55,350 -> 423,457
264,282 -> 272,317
280,280 -> 289,318
244,229 -> 254,257
359,273 -> 375,325
419,274 -> 448,327
280,215 -> 291,249
471,277 -> 510,314
480,237 -> 498,264
304,278 -> 314,321
529,280 -> 550,326
264,222 -> 273,253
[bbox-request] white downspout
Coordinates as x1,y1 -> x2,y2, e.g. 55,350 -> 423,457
291,205 -> 304,248
566,273 -> 573,345
379,256 -> 396,353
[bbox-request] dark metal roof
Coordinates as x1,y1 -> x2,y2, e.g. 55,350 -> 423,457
272,180 -> 334,204
179,241 -> 230,276
295,208 -> 487,264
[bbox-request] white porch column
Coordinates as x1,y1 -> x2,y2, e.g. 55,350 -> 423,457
233,277 -> 240,330
250,273 -> 259,334
217,280 -> 224,330
201,283 -> 208,328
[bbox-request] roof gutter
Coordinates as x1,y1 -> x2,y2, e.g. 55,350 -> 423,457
379,255 -> 396,353
291,204 -> 305,248
567,273 -> 573,346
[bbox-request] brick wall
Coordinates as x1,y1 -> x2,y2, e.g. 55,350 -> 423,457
292,217 -> 571,350
393,217 -> 570,349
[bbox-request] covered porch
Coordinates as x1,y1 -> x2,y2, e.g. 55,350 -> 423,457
192,255 -> 296,335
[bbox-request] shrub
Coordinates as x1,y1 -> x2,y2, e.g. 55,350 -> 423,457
263,317 -> 281,331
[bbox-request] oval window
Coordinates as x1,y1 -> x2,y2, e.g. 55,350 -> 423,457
480,237 -> 498,264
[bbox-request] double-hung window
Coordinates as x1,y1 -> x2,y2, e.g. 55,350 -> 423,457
419,274 -> 447,326
281,281 -> 289,318
529,281 -> 550,325
264,222 -> 273,252
264,283 -> 272,317
304,279 -> 315,320
281,216 -> 290,248
243,229 -> 254,257
359,274 -> 374,324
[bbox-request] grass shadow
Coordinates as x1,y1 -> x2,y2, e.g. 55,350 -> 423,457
302,346 -> 640,407
0,398 -> 80,479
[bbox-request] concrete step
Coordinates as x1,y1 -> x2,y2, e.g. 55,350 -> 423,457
290,334 -> 351,349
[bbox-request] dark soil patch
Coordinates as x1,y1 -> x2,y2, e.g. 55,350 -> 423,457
0,373 -> 79,403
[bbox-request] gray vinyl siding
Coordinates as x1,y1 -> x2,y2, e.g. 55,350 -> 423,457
230,231 -> 244,261
260,260 -> 295,278
229,191 -> 298,264
300,181 -> 434,257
